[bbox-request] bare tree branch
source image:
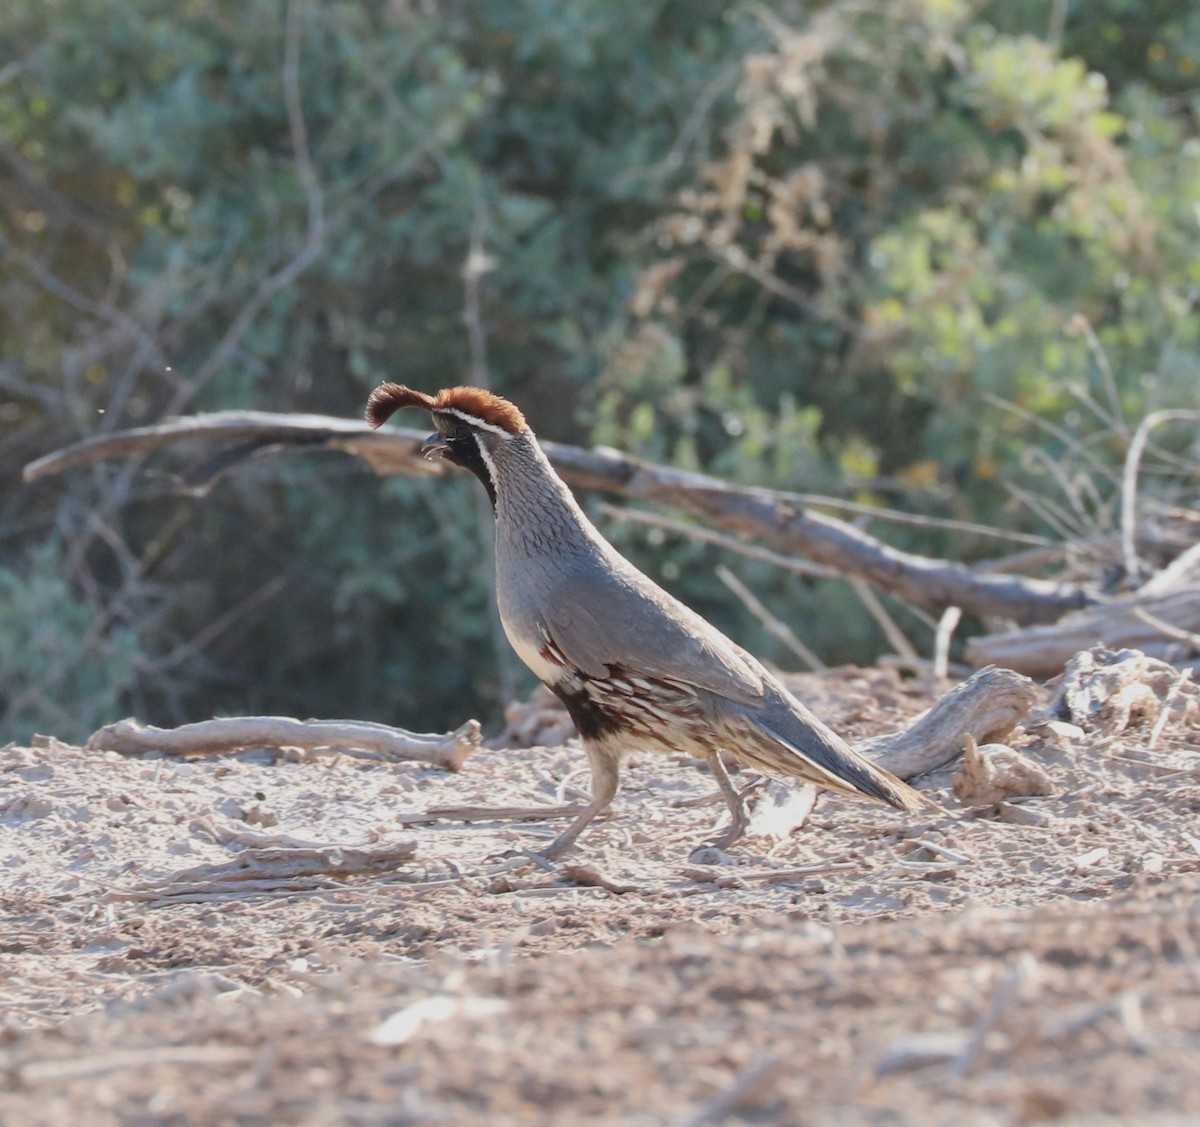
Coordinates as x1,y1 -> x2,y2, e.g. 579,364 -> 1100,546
22,410 -> 1099,626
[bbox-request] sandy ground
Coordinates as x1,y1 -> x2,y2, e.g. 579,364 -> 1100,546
2,663 -> 1199,1125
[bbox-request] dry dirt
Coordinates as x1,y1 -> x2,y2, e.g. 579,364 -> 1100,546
2,664 -> 1199,1125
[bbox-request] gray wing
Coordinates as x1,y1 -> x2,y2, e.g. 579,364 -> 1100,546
540,561 -> 765,706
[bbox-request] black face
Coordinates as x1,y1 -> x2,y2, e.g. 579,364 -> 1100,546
428,421 -> 497,508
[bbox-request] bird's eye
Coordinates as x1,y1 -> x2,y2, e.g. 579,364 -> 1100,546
454,425 -> 471,440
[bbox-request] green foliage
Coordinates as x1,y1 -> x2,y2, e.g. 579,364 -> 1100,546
1,0 -> 1197,737
0,543 -> 140,743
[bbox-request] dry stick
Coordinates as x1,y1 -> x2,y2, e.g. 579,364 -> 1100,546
851,577 -> 920,663
609,479 -> 1051,547
1072,314 -> 1128,436
1121,409 -> 1200,581
24,416 -> 1094,625
1139,540 -> 1200,596
1026,444 -> 1107,540
109,840 -> 420,903
1132,608 -> 1200,650
399,803 -> 587,826
690,1056 -> 786,1127
715,564 -> 825,672
933,606 -> 962,681
1146,668 -> 1194,751
681,861 -> 857,886
984,393 -> 1122,488
604,503 -> 838,579
84,715 -> 481,771
951,954 -> 1037,1079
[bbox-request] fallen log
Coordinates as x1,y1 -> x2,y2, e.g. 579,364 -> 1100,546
964,589 -> 1200,677
23,410 -> 1095,626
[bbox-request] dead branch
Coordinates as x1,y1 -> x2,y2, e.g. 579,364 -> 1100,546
23,411 -> 1095,624
397,803 -> 586,826
859,666 -> 1039,781
965,590 -> 1200,678
21,411 -> 439,486
84,715 -> 481,771
109,837 -> 418,903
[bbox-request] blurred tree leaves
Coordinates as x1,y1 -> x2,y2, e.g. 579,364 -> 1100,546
1,0 -> 1197,740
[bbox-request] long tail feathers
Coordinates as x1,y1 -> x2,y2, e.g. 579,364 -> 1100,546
755,718 -> 928,814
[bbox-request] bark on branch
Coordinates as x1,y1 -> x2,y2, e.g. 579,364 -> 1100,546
24,410 -> 1096,626
965,590 -> 1200,678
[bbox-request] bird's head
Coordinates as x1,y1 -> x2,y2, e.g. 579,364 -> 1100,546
365,383 -> 528,507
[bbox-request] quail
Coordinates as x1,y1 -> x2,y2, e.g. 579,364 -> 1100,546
366,383 -> 924,856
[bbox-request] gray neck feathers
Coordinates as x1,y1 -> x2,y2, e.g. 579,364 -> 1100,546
489,431 -> 606,558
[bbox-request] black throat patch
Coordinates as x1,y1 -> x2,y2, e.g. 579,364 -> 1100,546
440,432 -> 497,509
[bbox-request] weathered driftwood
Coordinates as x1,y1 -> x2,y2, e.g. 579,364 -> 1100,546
965,589 -> 1200,677
859,666 -> 1039,781
23,410 -> 1094,625
85,715 -> 481,771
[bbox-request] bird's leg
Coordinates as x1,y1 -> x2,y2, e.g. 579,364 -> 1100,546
536,745 -> 620,859
705,750 -> 749,850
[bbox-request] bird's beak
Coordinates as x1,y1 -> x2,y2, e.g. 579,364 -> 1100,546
420,432 -> 449,460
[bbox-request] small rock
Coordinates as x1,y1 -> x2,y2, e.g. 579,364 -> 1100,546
1140,852 -> 1165,875
688,846 -> 738,866
1042,720 -> 1085,742
877,1030 -> 968,1074
1072,846 -> 1109,872
996,802 -> 1055,828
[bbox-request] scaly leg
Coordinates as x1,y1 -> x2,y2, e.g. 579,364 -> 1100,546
706,751 -> 751,850
537,744 -> 620,859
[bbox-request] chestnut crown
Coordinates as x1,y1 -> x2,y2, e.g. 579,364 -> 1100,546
365,383 -> 526,434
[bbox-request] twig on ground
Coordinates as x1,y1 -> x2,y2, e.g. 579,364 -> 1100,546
681,860 -> 857,886
951,954 -> 1038,1078
401,803 -> 586,826
109,839 -> 418,903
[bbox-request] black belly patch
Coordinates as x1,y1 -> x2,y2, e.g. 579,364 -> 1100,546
547,681 -> 627,742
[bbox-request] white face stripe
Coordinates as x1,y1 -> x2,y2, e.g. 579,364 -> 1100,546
433,406 -> 512,437
473,433 -> 499,490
